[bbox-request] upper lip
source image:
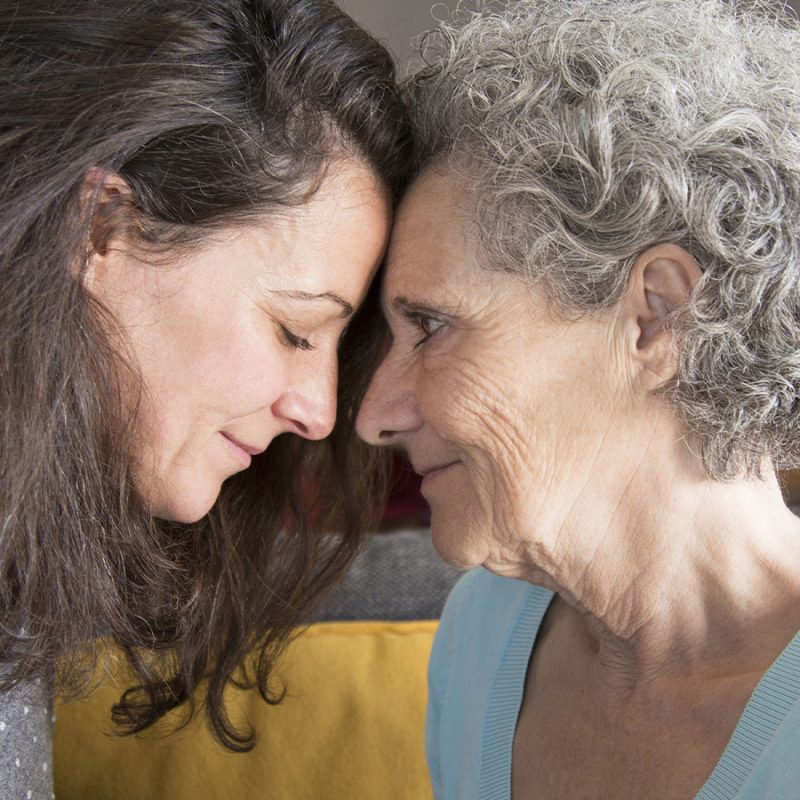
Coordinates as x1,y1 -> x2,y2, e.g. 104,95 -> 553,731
222,432 -> 268,456
411,460 -> 459,477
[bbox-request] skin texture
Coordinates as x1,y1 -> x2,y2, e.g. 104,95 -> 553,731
357,167 -> 800,798
357,166 -> 667,577
88,158 -> 391,523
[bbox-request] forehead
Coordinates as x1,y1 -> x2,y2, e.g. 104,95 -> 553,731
249,158 -> 391,297
383,168 -> 480,300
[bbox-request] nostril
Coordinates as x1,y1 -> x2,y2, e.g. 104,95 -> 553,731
293,420 -> 309,436
272,391 -> 335,441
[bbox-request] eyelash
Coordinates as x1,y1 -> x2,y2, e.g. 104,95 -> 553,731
408,313 -> 446,349
279,324 -> 314,351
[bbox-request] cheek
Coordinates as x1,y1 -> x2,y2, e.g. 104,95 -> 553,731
121,318 -> 288,500
140,312 -> 284,419
421,364 -> 528,502
423,361 -> 534,468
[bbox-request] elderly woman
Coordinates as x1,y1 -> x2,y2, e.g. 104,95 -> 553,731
0,0 -> 410,795
356,0 -> 800,797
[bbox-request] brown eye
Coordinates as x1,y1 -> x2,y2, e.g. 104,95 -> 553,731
413,314 -> 446,348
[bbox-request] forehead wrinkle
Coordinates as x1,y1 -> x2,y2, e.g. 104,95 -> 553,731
384,249 -> 494,322
390,295 -> 463,318
381,173 -> 486,322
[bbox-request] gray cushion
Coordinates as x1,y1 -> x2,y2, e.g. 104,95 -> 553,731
312,528 -> 462,622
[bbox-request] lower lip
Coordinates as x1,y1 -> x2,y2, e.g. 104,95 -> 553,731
421,462 -> 459,491
221,434 -> 252,469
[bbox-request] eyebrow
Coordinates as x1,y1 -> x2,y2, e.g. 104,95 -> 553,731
390,296 -> 453,318
270,289 -> 354,319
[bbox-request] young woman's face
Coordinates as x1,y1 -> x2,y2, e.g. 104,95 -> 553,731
89,159 -> 390,522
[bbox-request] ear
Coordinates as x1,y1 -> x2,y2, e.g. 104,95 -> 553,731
623,243 -> 702,389
79,167 -> 133,291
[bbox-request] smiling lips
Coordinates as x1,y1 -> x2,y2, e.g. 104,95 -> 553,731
221,432 -> 268,468
414,460 -> 460,486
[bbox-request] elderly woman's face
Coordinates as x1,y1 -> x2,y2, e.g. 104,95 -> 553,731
90,159 -> 390,523
357,169 -> 630,571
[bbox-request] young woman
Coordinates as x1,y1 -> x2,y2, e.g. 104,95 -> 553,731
0,0 -> 412,795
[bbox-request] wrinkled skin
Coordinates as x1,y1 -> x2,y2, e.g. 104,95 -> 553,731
356,166 -> 661,594
357,166 -> 800,799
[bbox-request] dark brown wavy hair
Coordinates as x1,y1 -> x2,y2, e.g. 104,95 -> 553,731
0,0 -> 412,750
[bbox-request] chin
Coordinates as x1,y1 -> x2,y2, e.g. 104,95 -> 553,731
429,514 -> 485,570
149,482 -> 223,524
161,505 -> 214,525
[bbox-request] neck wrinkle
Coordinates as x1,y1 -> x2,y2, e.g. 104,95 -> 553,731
533,467 -> 800,695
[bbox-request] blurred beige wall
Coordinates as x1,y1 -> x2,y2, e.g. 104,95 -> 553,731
339,0 -> 462,73
343,0 -> 800,73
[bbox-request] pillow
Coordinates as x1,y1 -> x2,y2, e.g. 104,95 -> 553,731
310,530 -> 463,623
53,620 -> 436,800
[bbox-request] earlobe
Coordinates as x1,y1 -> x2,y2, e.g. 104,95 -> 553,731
627,244 -> 702,387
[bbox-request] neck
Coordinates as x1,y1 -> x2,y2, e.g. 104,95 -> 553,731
521,461 -> 800,690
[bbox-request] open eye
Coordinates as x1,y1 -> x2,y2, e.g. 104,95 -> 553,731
411,313 -> 446,348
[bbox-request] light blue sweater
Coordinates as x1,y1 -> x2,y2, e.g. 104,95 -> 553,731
426,568 -> 800,800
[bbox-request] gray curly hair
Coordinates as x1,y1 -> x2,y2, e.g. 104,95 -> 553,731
404,0 -> 800,478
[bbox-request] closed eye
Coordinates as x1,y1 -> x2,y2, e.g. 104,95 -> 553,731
279,324 -> 314,351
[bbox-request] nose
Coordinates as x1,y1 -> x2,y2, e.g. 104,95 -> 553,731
356,351 -> 423,446
272,355 -> 337,441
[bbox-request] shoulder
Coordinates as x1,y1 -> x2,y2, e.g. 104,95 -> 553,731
722,697 -> 800,798
426,569 -> 552,799
0,678 -> 53,800
434,568 -> 548,657
699,631 -> 800,799
737,638 -> 800,796
428,568 -> 547,718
